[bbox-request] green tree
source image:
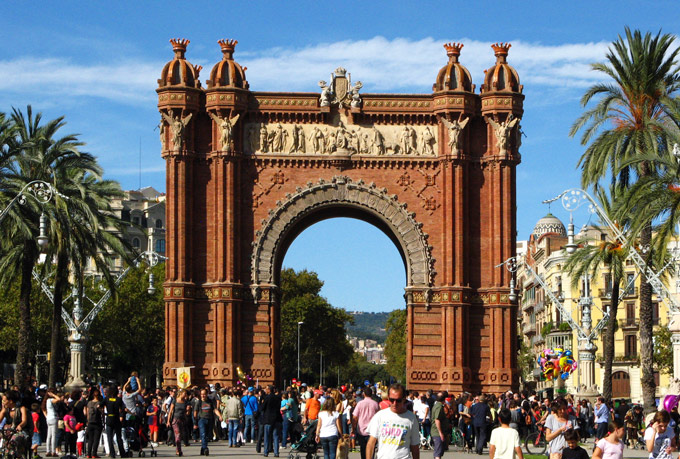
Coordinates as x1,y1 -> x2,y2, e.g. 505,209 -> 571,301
279,268 -> 354,384
517,338 -> 535,383
564,187 -> 628,402
87,263 -> 165,384
339,352 -> 390,387
570,28 -> 680,413
653,323 -> 673,375
384,308 -> 406,382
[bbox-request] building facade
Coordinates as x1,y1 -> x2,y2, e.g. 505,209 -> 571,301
518,214 -> 669,402
84,187 -> 166,276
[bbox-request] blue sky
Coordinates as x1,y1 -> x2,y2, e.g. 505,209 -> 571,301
2,1 -> 680,312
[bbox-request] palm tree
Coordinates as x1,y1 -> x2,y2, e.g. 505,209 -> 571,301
570,28 -> 680,413
0,106 -> 94,387
564,187 -> 628,401
42,165 -> 133,387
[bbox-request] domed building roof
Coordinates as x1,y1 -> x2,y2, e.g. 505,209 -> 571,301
206,39 -> 249,90
533,213 -> 567,238
158,38 -> 201,88
433,43 -> 473,92
481,43 -> 522,93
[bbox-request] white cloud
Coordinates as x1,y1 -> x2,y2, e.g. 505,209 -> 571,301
0,37 -> 612,106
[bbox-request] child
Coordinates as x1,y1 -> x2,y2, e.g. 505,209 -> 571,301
146,397 -> 160,447
562,429 -> 589,459
593,419 -> 624,459
31,403 -> 41,459
76,427 -> 86,457
129,372 -> 142,392
644,410 -> 676,459
489,408 -> 524,459
63,407 -> 77,458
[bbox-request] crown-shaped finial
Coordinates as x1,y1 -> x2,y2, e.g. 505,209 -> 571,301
194,65 -> 203,78
170,38 -> 190,59
443,43 -> 463,63
218,39 -> 238,59
491,42 -> 511,63
334,67 -> 347,77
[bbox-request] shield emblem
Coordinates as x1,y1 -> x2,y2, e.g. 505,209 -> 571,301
333,75 -> 349,104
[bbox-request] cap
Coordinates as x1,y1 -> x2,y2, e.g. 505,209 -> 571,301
314,389 -> 323,395
301,383 -> 307,387
39,384 -> 47,390
248,387 -> 254,392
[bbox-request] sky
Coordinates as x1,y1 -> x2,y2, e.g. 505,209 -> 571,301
2,1 -> 680,312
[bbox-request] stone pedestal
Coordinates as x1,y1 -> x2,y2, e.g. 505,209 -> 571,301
65,331 -> 88,391
576,342 -> 600,402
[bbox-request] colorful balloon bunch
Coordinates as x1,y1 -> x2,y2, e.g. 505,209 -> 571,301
537,348 -> 578,381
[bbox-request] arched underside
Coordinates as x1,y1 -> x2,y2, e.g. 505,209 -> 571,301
251,176 -> 435,290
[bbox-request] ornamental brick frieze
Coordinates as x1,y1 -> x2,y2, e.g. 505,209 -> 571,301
252,176 -> 435,288
396,169 -> 442,215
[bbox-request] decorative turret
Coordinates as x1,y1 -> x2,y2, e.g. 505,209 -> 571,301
433,43 -> 474,93
158,39 -> 201,89
207,39 -> 249,89
481,43 -> 522,93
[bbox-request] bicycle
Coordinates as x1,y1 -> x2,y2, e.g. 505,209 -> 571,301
419,425 -> 433,450
524,425 -> 547,455
449,426 -> 466,451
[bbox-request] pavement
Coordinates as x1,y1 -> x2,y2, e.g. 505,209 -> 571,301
46,438 -> 651,458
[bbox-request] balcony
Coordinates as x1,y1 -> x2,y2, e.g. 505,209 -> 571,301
622,287 -> 638,298
598,289 -> 612,299
522,301 -> 535,313
532,335 -> 545,346
619,317 -> 639,329
523,322 -> 536,336
535,301 -> 545,314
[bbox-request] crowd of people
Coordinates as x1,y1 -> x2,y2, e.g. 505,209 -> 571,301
0,375 -> 678,459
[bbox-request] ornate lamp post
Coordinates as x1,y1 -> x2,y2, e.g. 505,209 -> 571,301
297,321 -> 303,381
0,180 -> 59,249
35,250 -> 166,389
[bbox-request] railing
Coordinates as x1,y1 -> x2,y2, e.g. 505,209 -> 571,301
523,322 -> 536,335
598,289 -> 612,298
618,318 -> 639,328
535,301 -> 545,313
622,287 -> 638,298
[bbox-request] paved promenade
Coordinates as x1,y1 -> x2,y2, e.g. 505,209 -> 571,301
65,439 -> 649,458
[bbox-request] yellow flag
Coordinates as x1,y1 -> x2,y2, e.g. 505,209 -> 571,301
177,367 -> 191,389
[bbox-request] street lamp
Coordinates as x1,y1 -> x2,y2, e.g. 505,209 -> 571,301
297,321 -> 304,381
0,180 -> 60,250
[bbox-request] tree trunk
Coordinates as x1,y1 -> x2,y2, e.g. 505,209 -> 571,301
48,253 -> 68,387
15,242 -> 37,388
639,221 -> 656,414
602,271 -> 620,402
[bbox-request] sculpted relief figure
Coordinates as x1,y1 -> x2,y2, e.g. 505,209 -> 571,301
336,122 -> 350,150
288,125 -> 305,153
399,126 -> 416,155
159,118 -> 167,151
309,126 -> 325,154
350,81 -> 363,108
247,125 -> 258,153
325,128 -> 336,153
442,117 -> 469,155
488,115 -> 519,156
271,123 -> 288,152
209,112 -> 240,151
371,126 -> 385,155
162,111 -> 193,152
319,80 -> 332,107
420,127 -> 435,156
259,124 -> 269,153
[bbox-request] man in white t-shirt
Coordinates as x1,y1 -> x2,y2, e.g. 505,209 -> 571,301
489,408 -> 523,459
366,383 -> 420,459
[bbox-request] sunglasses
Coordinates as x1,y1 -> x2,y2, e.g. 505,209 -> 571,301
388,397 -> 404,404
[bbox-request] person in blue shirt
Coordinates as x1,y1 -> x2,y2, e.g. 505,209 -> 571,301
241,387 -> 259,443
593,397 -> 610,443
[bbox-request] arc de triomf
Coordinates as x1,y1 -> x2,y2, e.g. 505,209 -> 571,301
159,38 -> 522,392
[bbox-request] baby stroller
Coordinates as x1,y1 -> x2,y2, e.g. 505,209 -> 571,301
287,420 -> 319,459
124,425 -> 157,457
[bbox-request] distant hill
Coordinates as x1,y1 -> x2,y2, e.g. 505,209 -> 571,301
345,311 -> 390,344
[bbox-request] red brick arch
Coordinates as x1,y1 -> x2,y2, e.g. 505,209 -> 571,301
159,40 -> 522,392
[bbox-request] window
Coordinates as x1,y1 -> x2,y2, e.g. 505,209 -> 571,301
626,302 -> 635,322
625,334 -> 637,357
625,273 -> 635,295
132,238 -> 140,249
156,239 -> 166,253
603,273 -> 612,295
156,219 -> 163,229
653,302 -> 660,325
132,216 -> 140,225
